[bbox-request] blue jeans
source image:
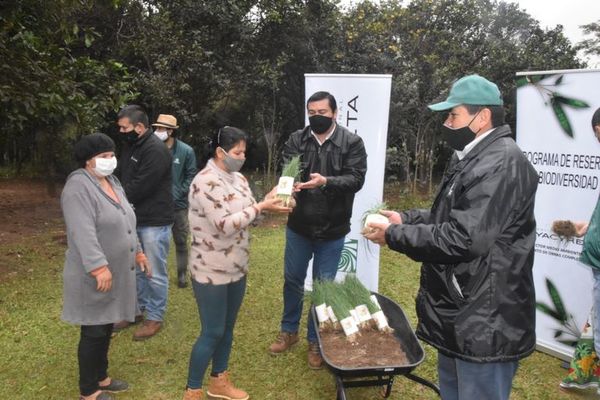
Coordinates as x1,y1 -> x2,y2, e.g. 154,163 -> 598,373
592,268 -> 600,355
136,225 -> 171,322
187,277 -> 246,389
281,227 -> 345,343
437,352 -> 518,400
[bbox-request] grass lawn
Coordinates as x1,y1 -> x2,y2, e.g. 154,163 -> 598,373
0,210 -> 596,399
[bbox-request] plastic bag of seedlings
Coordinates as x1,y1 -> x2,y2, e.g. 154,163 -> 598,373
277,155 -> 301,207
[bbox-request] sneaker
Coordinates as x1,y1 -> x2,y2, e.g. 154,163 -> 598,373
98,378 -> 129,393
269,331 -> 299,355
207,371 -> 248,400
307,342 -> 323,370
133,320 -> 162,341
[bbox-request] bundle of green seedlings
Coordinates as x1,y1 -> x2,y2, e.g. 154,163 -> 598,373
342,275 -> 393,333
312,275 -> 393,342
276,155 -> 301,207
361,202 -> 389,235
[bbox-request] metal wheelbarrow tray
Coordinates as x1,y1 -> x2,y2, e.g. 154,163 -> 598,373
312,292 -> 440,399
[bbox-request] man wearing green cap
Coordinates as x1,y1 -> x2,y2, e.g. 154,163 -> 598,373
365,75 -> 539,400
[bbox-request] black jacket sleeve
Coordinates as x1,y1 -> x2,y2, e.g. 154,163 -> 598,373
325,134 -> 367,194
385,151 -> 521,264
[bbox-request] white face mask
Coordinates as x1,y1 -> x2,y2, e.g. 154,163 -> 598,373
154,129 -> 169,141
94,156 -> 117,177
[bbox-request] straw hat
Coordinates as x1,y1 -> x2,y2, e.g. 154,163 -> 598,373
152,114 -> 179,129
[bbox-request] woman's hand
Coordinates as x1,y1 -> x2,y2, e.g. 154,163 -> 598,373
574,221 -> 589,237
136,252 -> 152,277
91,266 -> 112,292
257,197 -> 292,214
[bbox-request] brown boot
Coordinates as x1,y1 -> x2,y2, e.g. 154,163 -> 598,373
207,371 -> 248,400
268,331 -> 299,355
113,314 -> 143,332
307,342 -> 323,370
183,388 -> 203,400
133,320 -> 161,341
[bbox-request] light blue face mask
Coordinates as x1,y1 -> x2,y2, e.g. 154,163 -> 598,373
219,147 -> 245,172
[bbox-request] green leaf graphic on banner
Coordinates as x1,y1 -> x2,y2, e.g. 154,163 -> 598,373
337,239 -> 358,273
516,74 -> 590,139
547,278 -> 568,323
554,95 -> 590,108
550,97 -> 573,137
536,302 -> 563,321
536,278 -> 581,348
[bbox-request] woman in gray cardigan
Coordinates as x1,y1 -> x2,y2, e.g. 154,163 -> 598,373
61,133 -> 151,400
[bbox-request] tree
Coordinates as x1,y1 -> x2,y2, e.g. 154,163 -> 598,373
0,0 -> 135,195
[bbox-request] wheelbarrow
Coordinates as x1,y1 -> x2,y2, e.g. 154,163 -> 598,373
312,292 -> 440,399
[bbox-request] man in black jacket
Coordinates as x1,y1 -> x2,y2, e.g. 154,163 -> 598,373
268,91 -> 367,369
115,105 -> 174,340
365,75 -> 538,400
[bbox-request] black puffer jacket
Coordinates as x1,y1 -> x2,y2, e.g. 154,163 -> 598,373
283,124 -> 367,240
115,129 -> 174,227
385,125 -> 538,362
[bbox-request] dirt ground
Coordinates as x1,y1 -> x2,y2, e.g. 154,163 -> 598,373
320,328 -> 409,369
0,179 -> 64,275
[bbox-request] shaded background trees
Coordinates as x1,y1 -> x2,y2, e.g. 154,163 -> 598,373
1,0 -> 595,195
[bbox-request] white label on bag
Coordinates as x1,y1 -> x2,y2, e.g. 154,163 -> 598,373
315,303 -> 329,323
370,295 -> 381,310
276,176 -> 294,195
372,311 -> 390,330
355,305 -> 372,322
340,316 -> 359,336
327,306 -> 338,322
349,309 -> 360,325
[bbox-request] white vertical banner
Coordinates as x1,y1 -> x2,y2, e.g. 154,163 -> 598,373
304,74 -> 392,292
516,69 -> 600,360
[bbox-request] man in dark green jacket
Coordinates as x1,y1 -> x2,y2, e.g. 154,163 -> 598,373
153,114 -> 197,288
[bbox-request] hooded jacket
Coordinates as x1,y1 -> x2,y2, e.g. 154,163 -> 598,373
282,124 -> 367,241
385,125 -> 538,362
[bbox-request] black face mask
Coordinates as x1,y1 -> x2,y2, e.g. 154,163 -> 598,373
119,129 -> 138,143
440,112 -> 480,151
309,115 -> 333,135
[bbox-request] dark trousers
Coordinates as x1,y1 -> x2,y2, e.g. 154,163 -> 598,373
78,324 -> 113,396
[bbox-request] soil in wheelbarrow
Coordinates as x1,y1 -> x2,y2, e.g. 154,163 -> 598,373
320,329 -> 409,368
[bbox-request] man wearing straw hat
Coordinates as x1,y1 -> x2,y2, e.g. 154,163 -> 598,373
366,75 -> 538,400
152,114 -> 197,289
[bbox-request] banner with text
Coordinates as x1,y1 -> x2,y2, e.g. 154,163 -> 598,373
516,69 -> 600,360
304,74 -> 392,291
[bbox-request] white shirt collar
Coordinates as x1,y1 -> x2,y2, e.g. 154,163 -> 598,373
311,123 -> 336,146
456,127 -> 496,160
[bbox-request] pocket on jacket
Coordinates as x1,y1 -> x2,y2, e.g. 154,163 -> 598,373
83,274 -> 116,306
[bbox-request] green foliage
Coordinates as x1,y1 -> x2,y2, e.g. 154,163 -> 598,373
280,155 -> 301,179
0,0 -> 585,190
342,274 -> 379,314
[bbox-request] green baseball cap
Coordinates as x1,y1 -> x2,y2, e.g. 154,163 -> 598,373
428,74 -> 503,111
